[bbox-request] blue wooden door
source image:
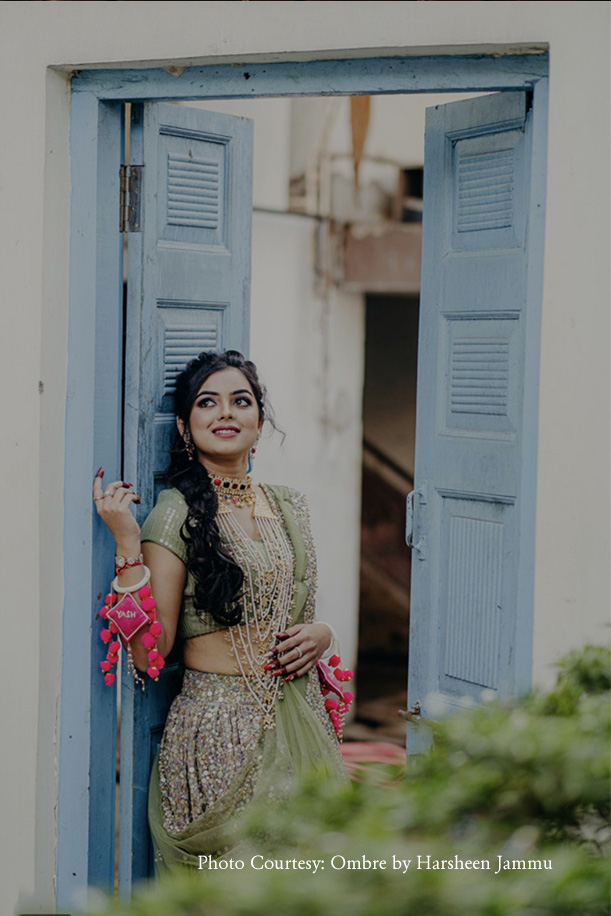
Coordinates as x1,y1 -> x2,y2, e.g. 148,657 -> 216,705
120,102 -> 253,888
406,91 -> 547,752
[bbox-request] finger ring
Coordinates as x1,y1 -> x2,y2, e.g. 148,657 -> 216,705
93,495 -> 106,501
104,490 -> 112,497
295,646 -> 303,658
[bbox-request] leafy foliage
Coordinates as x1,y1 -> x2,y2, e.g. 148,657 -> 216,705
91,646 -> 610,916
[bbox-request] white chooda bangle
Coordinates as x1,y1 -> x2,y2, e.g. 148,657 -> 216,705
112,565 -> 151,594
319,622 -> 340,660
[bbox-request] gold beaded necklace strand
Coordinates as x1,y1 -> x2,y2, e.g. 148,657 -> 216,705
217,487 -> 296,728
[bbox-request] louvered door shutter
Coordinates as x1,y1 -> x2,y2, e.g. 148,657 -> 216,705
120,102 -> 253,885
407,91 -> 544,752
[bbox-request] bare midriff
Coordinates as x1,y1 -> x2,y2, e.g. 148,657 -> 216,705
183,626 -> 272,676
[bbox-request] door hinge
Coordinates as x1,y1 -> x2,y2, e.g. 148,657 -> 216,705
119,164 -> 143,233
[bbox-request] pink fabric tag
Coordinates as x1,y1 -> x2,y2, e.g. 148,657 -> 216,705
107,593 -> 149,642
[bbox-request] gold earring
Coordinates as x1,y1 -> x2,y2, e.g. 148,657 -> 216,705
183,429 -> 195,461
251,431 -> 262,457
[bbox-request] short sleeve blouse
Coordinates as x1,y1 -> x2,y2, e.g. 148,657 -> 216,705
140,488 -> 225,639
140,485 -> 317,640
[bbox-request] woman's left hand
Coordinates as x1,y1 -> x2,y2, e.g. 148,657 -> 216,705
265,623 -> 332,681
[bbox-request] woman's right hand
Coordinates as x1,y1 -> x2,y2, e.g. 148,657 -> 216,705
92,467 -> 141,550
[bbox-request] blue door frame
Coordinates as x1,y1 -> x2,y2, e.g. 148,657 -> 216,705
58,51 -> 548,909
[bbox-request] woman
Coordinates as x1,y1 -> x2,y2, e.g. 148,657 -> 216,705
93,350 -> 347,870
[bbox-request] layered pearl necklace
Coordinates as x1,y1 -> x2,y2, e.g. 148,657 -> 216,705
215,482 -> 296,728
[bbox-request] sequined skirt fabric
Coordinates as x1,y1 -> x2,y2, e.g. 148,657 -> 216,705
158,671 -> 266,836
148,666 -> 346,870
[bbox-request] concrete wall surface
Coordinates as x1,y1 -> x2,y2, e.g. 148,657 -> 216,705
0,2 -> 609,913
250,210 -> 364,669
179,97 -> 364,668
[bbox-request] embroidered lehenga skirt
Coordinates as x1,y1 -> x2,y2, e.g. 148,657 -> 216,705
148,667 -> 347,870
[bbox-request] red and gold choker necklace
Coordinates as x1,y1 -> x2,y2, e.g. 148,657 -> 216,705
208,472 -> 255,508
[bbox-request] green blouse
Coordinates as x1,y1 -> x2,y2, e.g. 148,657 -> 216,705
140,485 -> 316,640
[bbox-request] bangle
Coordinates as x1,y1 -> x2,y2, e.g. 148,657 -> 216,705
319,623 -> 340,660
112,565 -> 151,593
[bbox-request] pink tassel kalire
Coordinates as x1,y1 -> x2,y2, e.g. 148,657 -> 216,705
140,631 -> 156,650
317,656 -> 355,739
98,570 -> 165,690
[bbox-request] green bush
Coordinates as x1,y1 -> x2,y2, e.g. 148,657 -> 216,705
92,646 -> 610,916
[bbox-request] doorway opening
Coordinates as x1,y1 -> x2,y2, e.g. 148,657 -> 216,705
156,94 -> 477,747
60,52 -> 548,902
117,91 -> 489,759
352,291 -> 419,744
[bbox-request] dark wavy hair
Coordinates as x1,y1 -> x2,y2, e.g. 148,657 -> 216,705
167,350 -> 268,626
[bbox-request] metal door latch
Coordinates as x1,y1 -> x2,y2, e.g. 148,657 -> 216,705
398,701 -> 423,721
405,485 -> 427,558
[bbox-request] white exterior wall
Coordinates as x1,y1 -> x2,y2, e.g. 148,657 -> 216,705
251,214 -> 364,667
180,96 -> 363,668
290,91 -> 483,178
0,2 -> 608,912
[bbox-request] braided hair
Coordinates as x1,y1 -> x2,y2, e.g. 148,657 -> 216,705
167,350 -> 268,626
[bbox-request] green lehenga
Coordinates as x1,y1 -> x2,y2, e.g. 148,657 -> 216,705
142,484 -> 347,871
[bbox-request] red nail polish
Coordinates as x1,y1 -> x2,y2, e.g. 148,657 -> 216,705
122,482 -> 133,488
133,497 -> 141,504
95,466 -> 104,478
263,663 -> 276,671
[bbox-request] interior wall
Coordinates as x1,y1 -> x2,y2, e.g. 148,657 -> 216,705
358,295 -> 417,735
362,295 -> 419,478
